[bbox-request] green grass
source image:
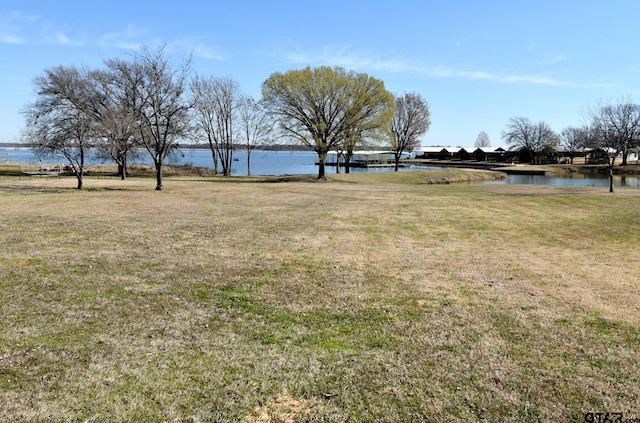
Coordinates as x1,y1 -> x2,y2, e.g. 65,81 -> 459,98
0,170 -> 639,421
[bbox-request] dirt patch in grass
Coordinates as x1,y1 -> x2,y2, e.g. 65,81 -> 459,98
245,393 -> 312,422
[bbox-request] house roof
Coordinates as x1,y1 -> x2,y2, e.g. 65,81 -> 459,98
413,146 -> 450,153
327,150 -> 395,155
414,146 -> 506,153
474,147 -> 506,153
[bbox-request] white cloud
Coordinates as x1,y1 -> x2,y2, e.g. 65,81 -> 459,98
191,45 -> 224,61
284,45 -> 570,86
502,74 -> 567,86
0,11 -> 86,46
41,32 -> 84,47
537,54 -> 567,66
166,38 -> 225,61
0,11 -> 36,45
99,24 -> 148,50
457,70 -> 495,80
0,33 -> 24,44
285,45 -> 419,74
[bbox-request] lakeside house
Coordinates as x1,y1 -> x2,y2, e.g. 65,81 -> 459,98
414,146 -> 639,165
413,146 -> 507,162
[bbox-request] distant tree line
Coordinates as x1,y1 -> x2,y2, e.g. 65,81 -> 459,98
21,47 -> 432,188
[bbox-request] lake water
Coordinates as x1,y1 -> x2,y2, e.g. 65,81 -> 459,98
2,147 -> 639,187
0,147 -> 416,176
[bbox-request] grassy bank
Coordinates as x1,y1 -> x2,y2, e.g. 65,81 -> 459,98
1,171 -> 639,422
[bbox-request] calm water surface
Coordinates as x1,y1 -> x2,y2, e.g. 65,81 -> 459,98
484,173 -> 640,187
1,147 -> 416,176
2,147 -> 639,187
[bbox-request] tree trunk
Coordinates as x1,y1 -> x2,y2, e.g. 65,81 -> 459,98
122,155 -> 128,180
118,162 -> 125,180
609,173 -> 614,192
345,156 -> 351,174
76,151 -> 85,189
218,145 -> 232,176
317,152 -> 326,180
608,157 -> 615,193
208,138 -> 219,175
394,152 -> 400,172
155,160 -> 163,191
609,167 -> 614,193
247,149 -> 251,176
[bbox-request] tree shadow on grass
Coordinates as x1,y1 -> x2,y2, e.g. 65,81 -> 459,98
0,183 -> 71,194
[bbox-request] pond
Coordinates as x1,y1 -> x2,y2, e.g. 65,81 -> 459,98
484,173 -> 640,187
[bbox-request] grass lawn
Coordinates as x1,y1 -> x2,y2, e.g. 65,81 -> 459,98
0,170 -> 639,422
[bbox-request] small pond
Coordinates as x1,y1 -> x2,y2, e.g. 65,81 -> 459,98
485,173 -> 640,187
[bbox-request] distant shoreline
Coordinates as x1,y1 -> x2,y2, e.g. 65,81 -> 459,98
0,142 -> 316,151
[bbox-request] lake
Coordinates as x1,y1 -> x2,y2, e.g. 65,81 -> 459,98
2,147 -> 639,187
0,147 -> 418,176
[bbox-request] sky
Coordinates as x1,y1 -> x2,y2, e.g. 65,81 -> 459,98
2,0 -> 640,148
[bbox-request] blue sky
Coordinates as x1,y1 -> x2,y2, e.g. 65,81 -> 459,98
2,1 -> 639,147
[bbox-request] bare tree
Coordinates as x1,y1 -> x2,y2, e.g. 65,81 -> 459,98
560,126 -> 588,164
585,100 -> 640,192
23,103 -> 93,189
474,131 -> 491,148
123,46 -> 192,190
93,65 -> 142,179
191,75 -> 220,174
22,65 -> 99,189
589,100 -> 640,167
502,117 -> 559,164
191,75 -> 242,176
390,92 -> 431,171
237,97 -> 272,176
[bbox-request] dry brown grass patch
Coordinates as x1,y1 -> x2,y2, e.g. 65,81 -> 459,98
245,393 -> 313,423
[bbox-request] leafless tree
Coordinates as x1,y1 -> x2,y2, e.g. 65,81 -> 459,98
390,92 -> 431,171
23,103 -> 93,189
21,65 -> 100,189
502,117 -> 559,164
93,65 -> 142,179
560,126 -> 588,164
191,75 -> 242,176
474,131 -> 491,148
122,46 -> 193,190
584,99 -> 640,192
588,100 -> 640,166
191,75 -> 220,174
237,97 -> 272,176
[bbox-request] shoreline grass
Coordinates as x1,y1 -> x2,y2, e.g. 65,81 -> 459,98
1,172 -> 639,422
